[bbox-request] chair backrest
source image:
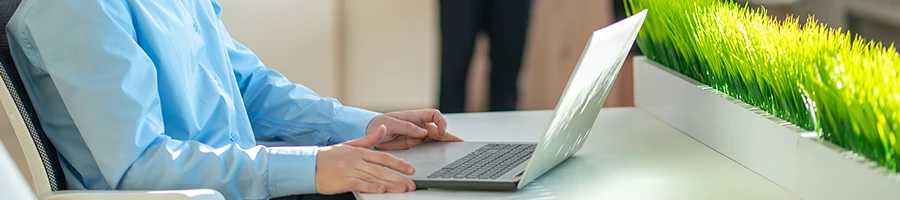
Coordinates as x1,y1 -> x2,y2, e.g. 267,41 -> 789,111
0,0 -> 67,196
0,140 -> 38,200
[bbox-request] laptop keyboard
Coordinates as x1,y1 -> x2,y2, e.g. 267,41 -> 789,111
427,143 -> 536,179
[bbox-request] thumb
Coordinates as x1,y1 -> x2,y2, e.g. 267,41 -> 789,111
343,125 -> 386,148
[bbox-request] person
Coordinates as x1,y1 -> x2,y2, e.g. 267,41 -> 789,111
5,0 -> 462,199
438,0 -> 532,113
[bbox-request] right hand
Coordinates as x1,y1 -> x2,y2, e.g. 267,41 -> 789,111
315,125 -> 417,194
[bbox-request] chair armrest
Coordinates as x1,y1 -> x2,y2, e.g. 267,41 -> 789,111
41,189 -> 224,200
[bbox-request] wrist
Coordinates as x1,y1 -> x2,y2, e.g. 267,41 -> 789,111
265,146 -> 319,196
329,107 -> 380,143
365,115 -> 387,135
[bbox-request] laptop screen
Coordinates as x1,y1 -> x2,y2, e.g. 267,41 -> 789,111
517,10 -> 647,188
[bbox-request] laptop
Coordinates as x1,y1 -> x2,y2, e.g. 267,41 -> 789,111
384,10 -> 647,191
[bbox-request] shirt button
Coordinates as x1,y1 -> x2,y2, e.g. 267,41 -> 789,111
229,134 -> 237,141
193,23 -> 199,32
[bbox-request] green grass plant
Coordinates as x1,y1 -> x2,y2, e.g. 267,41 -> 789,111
625,0 -> 900,171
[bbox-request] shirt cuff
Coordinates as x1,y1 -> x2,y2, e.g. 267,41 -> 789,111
328,106 -> 380,144
266,146 -> 318,197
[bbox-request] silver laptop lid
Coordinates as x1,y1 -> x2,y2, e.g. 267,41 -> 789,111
517,10 -> 647,188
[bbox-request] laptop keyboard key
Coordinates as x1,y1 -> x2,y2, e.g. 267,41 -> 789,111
427,143 -> 535,180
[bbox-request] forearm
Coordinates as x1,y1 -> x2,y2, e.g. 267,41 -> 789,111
116,136 -> 318,199
236,66 -> 379,145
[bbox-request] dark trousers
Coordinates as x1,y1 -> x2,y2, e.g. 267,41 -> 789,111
438,0 -> 532,113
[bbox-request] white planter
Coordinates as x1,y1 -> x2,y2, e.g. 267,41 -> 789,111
632,56 -> 900,200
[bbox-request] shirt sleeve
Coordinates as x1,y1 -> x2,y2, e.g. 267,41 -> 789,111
220,12 -> 379,146
16,1 -> 318,199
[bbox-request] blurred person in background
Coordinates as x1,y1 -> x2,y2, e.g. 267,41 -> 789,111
439,0 -> 533,113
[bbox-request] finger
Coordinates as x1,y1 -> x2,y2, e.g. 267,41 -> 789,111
375,137 -> 426,150
354,162 -> 412,193
348,178 -> 386,193
428,110 -> 449,136
389,109 -> 448,136
344,125 -> 386,148
375,123 -> 462,150
385,117 -> 428,138
424,123 -> 464,142
362,151 -> 416,175
423,123 -> 443,141
440,132 -> 464,142
355,161 -> 410,185
353,168 -> 406,193
404,137 -> 426,149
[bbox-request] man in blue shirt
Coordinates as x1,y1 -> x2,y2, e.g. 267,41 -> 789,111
5,0 -> 462,199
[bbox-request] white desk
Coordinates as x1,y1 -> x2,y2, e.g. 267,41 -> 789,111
356,108 -> 800,200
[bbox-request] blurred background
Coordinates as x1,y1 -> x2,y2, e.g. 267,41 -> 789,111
217,0 -> 900,113
736,0 -> 900,49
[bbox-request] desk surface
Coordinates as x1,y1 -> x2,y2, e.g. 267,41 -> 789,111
356,108 -> 800,200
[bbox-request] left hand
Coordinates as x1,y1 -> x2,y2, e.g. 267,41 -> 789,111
364,109 -> 464,150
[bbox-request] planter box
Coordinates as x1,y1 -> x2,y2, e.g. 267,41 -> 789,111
632,56 -> 900,200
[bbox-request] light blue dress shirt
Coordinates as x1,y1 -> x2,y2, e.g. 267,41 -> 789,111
5,0 -> 380,199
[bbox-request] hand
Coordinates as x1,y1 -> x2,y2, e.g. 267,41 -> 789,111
315,125 -> 417,194
366,109 -> 464,150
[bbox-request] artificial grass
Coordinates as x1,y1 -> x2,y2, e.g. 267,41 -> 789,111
625,0 -> 900,171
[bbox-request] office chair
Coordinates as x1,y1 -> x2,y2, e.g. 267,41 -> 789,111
0,140 -> 37,200
0,0 -> 223,199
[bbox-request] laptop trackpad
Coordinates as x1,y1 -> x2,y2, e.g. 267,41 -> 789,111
383,142 -> 487,177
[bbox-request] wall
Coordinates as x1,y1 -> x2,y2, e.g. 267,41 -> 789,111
219,0 -> 625,112
219,0 -> 900,113
218,0 -> 342,98
219,0 -> 437,112
342,0 -> 439,111
845,0 -> 900,47
746,0 -> 900,48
